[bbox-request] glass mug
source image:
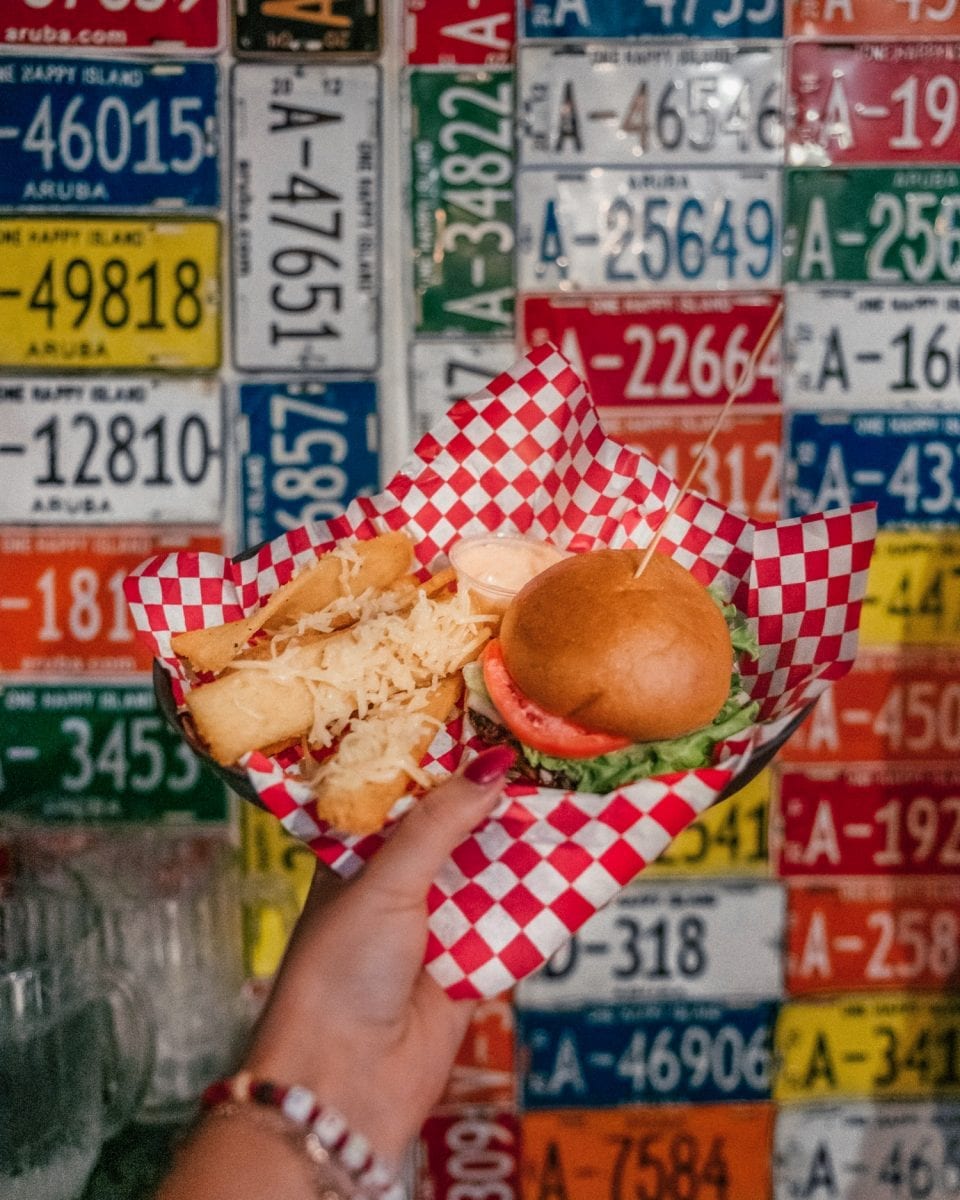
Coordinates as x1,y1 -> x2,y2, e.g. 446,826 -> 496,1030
0,883 -> 155,1200
74,832 -> 299,1123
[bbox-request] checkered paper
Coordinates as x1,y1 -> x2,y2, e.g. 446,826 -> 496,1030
126,344 -> 877,999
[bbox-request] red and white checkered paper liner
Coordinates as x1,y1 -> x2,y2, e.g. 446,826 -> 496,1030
126,345 -> 877,999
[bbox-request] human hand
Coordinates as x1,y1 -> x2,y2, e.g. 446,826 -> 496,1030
242,744 -> 516,1168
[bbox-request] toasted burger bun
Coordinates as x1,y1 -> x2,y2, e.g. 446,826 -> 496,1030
500,548 -> 733,743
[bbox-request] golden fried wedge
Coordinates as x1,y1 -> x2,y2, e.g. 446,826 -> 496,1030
172,531 -> 413,674
312,675 -> 463,836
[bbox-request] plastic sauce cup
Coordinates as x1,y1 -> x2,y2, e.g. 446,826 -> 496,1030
449,533 -> 568,617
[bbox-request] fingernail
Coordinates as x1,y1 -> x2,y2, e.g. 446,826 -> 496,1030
464,745 -> 516,785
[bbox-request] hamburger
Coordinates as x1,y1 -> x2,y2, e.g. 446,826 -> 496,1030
463,547 -> 760,792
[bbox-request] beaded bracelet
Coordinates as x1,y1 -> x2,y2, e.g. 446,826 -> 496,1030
201,1072 -> 405,1200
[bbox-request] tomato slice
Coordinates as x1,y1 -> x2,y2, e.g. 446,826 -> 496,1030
481,640 -> 632,760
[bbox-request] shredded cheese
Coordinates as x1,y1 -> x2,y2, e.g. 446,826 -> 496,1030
299,690 -> 442,793
228,589 -> 492,749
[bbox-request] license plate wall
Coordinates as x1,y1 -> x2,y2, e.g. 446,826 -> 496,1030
3,5 -> 960,1198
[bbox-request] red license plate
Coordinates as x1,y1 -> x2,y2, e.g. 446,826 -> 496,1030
790,42 -> 960,165
787,877 -> 960,995
600,405 -> 781,523
780,647 -> 960,765
417,1110 -> 520,1200
437,995 -> 515,1109
777,767 -> 960,878
0,527 -> 221,675
3,0 -> 219,51
405,0 -> 513,64
520,292 -> 781,408
788,0 -> 960,39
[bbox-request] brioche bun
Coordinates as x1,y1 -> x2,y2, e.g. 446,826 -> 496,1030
499,548 -> 733,742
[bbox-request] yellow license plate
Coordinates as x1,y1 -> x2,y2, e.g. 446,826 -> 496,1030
241,804 -> 316,979
644,769 -> 771,876
860,531 -> 960,647
0,218 -> 220,370
775,993 -> 960,1102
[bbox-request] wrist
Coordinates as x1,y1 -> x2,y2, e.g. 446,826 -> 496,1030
201,1072 -> 405,1200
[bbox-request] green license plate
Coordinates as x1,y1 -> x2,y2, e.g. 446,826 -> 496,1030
0,682 -> 227,823
785,167 -> 960,285
408,68 -> 515,335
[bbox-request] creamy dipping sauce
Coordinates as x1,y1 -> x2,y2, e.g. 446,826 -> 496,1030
450,534 -> 567,615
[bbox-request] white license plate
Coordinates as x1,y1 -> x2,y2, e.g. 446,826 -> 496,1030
774,1102 -> 960,1200
231,64 -> 380,371
519,42 -> 783,167
517,166 -> 780,291
785,286 -> 960,410
515,879 -> 785,1008
0,376 -> 222,524
409,338 -> 515,442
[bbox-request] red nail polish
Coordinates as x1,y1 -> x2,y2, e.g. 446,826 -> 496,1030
464,745 -> 516,785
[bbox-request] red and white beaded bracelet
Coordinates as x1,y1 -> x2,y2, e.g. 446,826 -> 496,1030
201,1073 -> 405,1200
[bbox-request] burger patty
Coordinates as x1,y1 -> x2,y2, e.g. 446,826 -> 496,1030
467,707 -> 583,791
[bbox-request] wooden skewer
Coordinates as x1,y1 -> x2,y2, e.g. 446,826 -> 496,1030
634,300 -> 785,579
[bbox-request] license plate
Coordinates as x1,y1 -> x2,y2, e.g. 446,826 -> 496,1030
861,529 -> 960,646
237,380 -> 379,547
787,878 -> 960,996
788,0 -> 960,39
784,166 -> 960,284
644,768 -> 772,876
416,1112 -> 521,1200
520,291 -> 781,407
231,64 -> 380,371
0,376 -> 223,525
775,993 -> 960,1102
774,1102 -> 960,1200
517,167 -> 780,290
789,42 -> 960,167
2,0 -> 220,52
0,56 -> 219,210
0,526 -> 221,675
781,647 -> 960,764
518,999 -> 777,1108
786,410 -> 960,526
409,68 -> 515,335
777,766 -> 960,877
516,880 -> 785,1008
234,0 -> 380,54
521,0 -> 782,40
519,43 -> 783,167
784,287 -> 960,410
0,681 -> 226,823
0,218 -> 220,370
601,405 -> 781,522
439,996 -> 515,1108
405,0 -> 513,64
409,339 -> 514,442
522,1105 -> 775,1200
240,804 -> 317,977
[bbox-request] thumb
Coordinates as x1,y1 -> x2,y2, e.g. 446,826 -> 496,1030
360,746 -> 516,905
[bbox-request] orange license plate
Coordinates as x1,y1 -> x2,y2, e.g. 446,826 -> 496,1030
780,647 -> 960,765
600,405 -> 781,522
788,877 -> 960,995
521,1104 -> 774,1200
0,527 -> 222,675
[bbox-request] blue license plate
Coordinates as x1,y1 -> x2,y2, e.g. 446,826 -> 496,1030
786,411 -> 960,527
238,380 -> 380,547
520,0 -> 782,40
0,56 -> 219,210
518,999 -> 777,1109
